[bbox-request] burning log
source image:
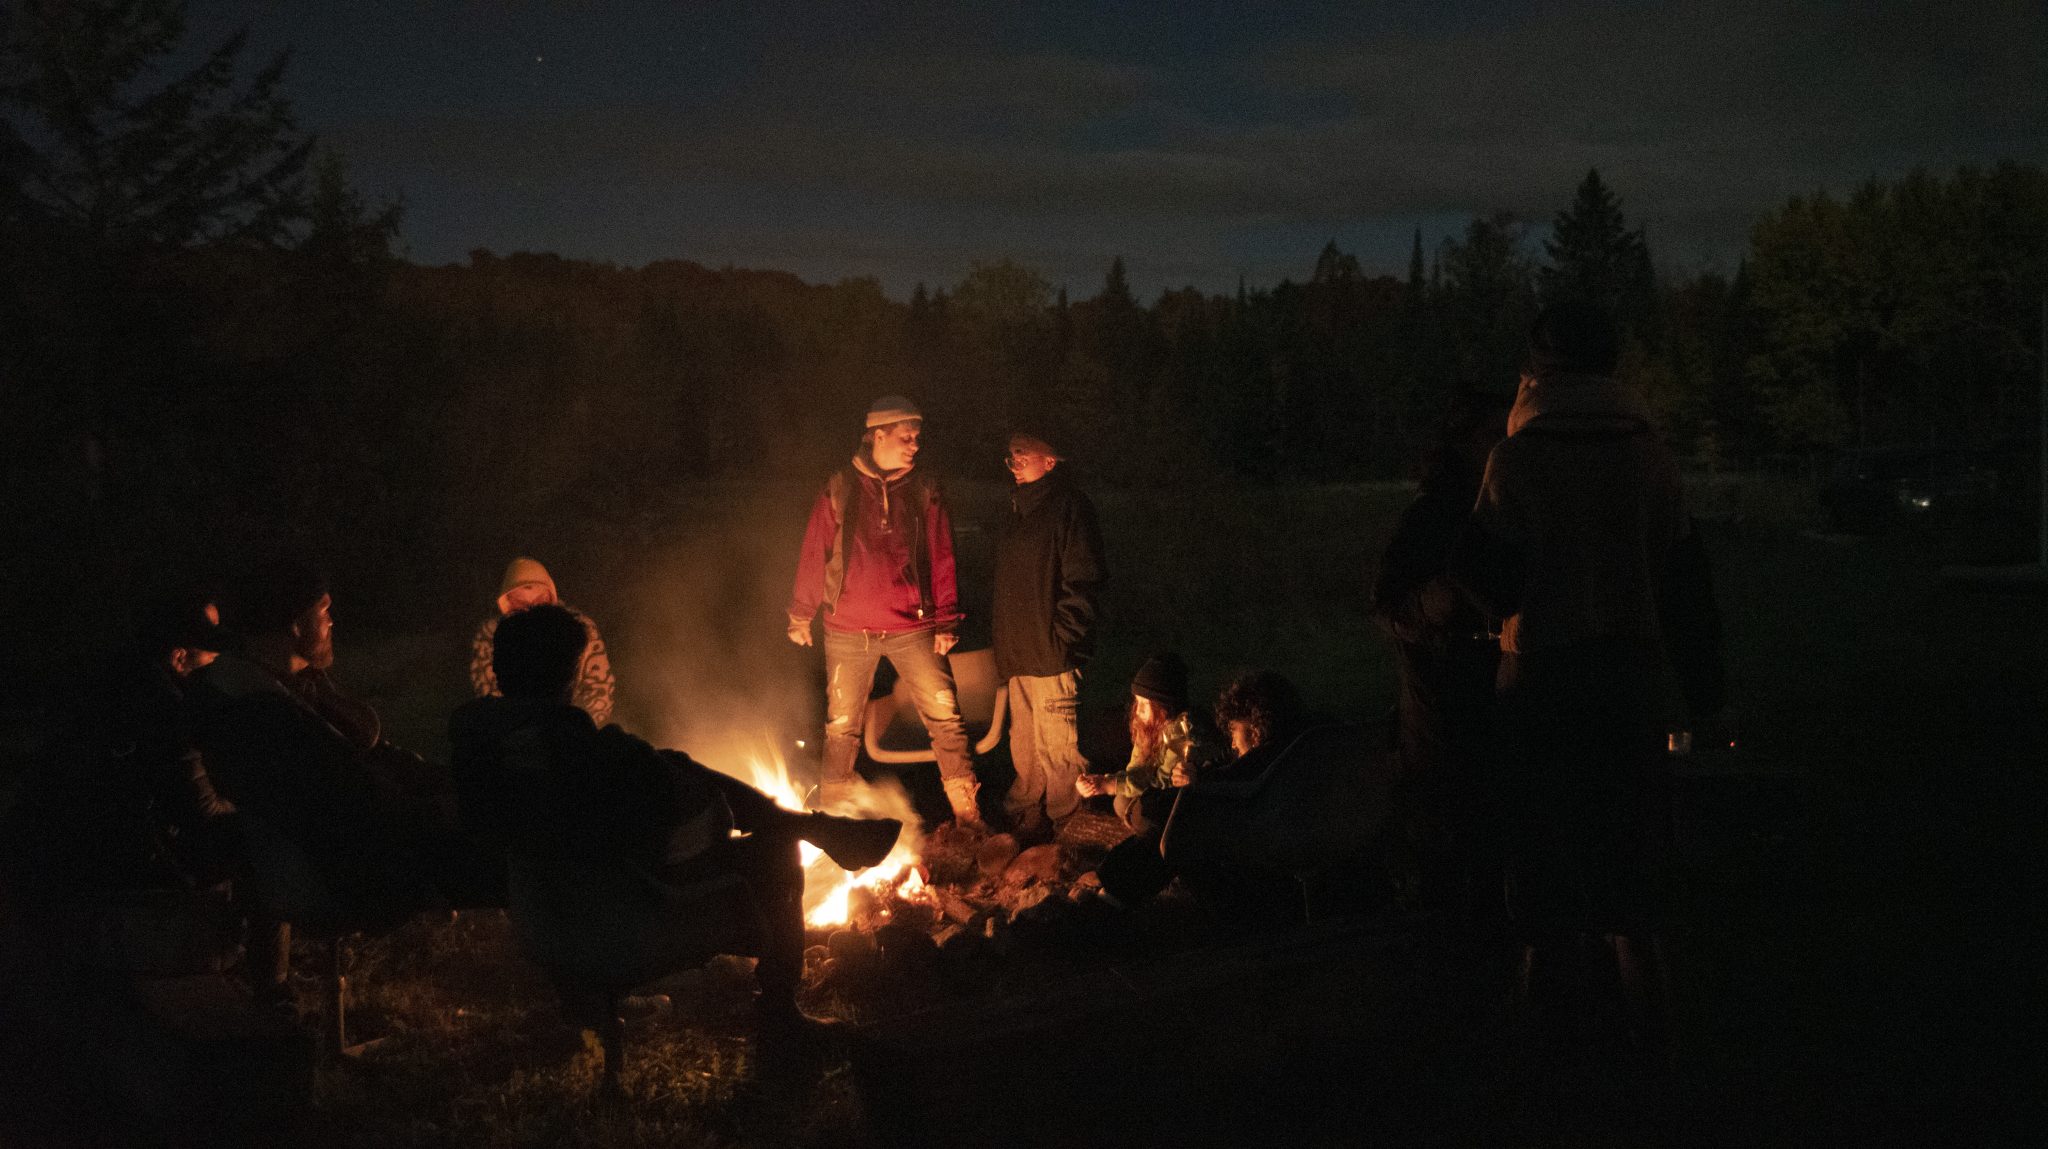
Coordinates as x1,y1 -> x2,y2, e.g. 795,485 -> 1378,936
884,891 -> 938,933
937,890 -> 979,926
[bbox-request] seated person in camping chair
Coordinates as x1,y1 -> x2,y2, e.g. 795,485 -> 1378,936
449,605 -> 902,1052
188,559 -> 504,1010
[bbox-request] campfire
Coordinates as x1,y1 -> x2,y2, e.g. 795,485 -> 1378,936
701,737 -> 1121,998
709,740 -> 936,929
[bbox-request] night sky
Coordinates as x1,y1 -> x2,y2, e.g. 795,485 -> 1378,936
190,0 -> 2046,297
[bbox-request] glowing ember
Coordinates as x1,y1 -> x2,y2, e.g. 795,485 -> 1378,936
707,739 -> 931,928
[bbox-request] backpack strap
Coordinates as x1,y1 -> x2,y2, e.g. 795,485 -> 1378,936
821,469 -> 855,614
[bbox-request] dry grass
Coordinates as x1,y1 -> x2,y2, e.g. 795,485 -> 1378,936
300,910 -> 866,1148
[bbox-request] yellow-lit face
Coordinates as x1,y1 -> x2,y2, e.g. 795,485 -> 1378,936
870,421 -> 922,471
1005,442 -> 1057,485
1131,693 -> 1162,725
500,583 -> 556,613
296,593 -> 335,669
1228,720 -> 1255,758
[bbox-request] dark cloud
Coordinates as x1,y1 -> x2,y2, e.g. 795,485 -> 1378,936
259,0 -> 2046,293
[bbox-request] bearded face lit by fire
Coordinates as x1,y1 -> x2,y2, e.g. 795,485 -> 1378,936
295,593 -> 335,670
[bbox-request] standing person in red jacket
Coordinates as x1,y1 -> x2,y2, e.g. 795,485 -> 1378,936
787,396 -> 982,826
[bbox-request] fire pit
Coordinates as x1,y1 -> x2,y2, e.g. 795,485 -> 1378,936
708,741 -> 1129,1000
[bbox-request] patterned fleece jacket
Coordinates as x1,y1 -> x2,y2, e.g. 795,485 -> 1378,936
470,557 -> 616,726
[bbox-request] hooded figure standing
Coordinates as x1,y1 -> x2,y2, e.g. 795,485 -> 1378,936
1371,391 -> 1511,915
1450,301 -> 1723,1055
788,396 -> 980,825
992,432 -> 1107,838
470,557 -> 616,727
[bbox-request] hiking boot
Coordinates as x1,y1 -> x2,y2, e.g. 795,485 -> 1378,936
942,776 -> 984,827
800,812 -> 902,871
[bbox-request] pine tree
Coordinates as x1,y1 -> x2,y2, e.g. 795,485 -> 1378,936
1541,168 -> 1652,330
0,0 -> 312,251
1098,255 -> 1137,312
1311,239 -> 1361,284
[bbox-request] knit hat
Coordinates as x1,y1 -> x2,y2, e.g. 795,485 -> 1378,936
866,395 -> 923,428
496,556 -> 561,615
1130,652 -> 1189,713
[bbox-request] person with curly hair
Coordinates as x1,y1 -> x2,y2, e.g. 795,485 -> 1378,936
1211,669 -> 1305,761
1093,669 -> 1304,910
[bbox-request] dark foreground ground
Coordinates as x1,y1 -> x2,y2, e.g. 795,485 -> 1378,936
2,480 -> 2043,1147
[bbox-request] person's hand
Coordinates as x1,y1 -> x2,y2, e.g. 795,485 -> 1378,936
1075,774 -> 1110,797
933,631 -> 958,657
786,618 -> 813,647
1169,760 -> 1194,787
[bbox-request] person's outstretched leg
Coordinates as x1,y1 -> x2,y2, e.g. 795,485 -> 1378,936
708,772 -> 902,871
719,834 -> 834,1045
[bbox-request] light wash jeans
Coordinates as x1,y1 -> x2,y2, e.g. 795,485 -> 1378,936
820,627 -> 974,790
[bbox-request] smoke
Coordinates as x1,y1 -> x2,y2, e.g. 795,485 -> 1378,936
591,476 -> 934,914
607,480 -> 827,785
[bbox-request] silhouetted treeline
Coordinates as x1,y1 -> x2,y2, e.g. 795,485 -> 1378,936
3,3 -> 2045,691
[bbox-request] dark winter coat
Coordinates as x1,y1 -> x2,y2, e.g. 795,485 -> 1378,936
186,653 -> 463,917
1451,373 -> 1688,655
447,696 -> 729,875
991,469 -> 1107,680
1446,372 -> 1726,934
447,696 -> 754,985
1370,462 -> 1500,784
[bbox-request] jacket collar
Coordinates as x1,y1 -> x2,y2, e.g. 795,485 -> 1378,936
1010,468 -> 1064,517
851,454 -> 914,484
1506,372 -> 1655,438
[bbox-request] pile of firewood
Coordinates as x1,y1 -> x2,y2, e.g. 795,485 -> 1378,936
801,816 -> 1126,994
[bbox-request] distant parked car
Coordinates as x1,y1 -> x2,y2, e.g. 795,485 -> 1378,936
1819,447 -> 2001,533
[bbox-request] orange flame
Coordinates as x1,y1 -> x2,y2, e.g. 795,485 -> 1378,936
706,740 -> 930,928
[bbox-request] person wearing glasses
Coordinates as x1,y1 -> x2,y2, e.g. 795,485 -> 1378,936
991,431 -> 1107,841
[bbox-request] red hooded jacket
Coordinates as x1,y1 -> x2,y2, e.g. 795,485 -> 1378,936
788,459 -> 961,635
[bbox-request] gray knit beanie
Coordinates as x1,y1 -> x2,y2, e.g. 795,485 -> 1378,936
866,395 -> 923,428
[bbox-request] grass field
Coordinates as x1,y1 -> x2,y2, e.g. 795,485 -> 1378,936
6,476 -> 2044,1146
